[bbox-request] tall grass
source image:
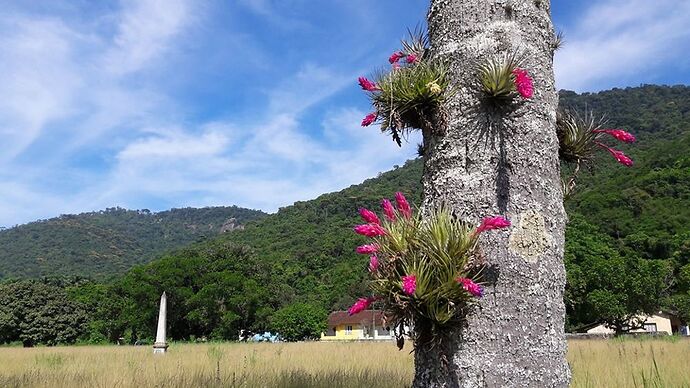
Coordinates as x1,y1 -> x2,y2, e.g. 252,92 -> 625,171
568,338 -> 690,388
0,339 -> 688,387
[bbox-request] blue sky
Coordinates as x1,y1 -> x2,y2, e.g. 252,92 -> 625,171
0,0 -> 689,227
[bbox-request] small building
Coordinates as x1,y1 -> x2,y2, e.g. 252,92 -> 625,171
321,310 -> 393,341
584,311 -> 689,335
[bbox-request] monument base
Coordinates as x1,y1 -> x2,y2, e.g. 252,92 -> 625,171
153,342 -> 169,354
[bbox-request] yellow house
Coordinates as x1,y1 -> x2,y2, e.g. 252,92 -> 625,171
321,310 -> 393,341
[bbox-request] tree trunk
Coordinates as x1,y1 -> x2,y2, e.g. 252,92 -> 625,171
415,1 -> 570,387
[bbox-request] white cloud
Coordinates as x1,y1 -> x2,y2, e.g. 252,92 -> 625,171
0,1 -> 203,225
555,0 -> 690,91
104,0 -> 196,75
0,17 -> 85,160
267,63 -> 353,115
236,0 -> 308,30
118,128 -> 230,161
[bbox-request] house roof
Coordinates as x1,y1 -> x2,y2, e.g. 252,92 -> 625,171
327,310 -> 385,326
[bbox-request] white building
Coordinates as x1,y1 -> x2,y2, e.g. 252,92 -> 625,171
585,311 -> 689,335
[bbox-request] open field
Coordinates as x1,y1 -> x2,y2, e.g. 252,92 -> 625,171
1,339 -> 689,387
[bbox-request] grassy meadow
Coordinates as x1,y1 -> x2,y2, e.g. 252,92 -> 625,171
0,339 -> 689,387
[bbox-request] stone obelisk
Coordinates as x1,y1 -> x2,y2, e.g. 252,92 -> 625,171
153,292 -> 169,354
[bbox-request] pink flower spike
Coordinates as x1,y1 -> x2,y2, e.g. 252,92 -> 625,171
359,208 -> 380,225
381,199 -> 396,221
457,278 -> 484,297
595,129 -> 636,143
354,223 -> 387,237
406,53 -> 417,64
361,112 -> 377,127
596,142 -> 634,167
348,297 -> 374,315
356,244 -> 379,255
476,216 -> 511,234
389,51 -> 404,64
369,255 -> 379,273
358,76 -> 380,92
402,275 -> 417,295
394,192 -> 412,219
512,68 -> 533,99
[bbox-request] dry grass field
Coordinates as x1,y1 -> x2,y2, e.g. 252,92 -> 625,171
0,338 -> 688,387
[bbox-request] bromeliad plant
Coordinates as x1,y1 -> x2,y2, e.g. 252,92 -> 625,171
478,52 -> 534,101
349,192 -> 510,347
358,31 -> 453,146
557,109 -> 635,196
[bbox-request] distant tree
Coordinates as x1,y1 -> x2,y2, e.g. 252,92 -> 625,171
565,214 -> 673,334
565,215 -> 672,333
0,280 -> 88,346
270,302 -> 327,341
586,257 -> 672,334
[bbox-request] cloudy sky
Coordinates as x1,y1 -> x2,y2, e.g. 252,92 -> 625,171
1,0 -> 689,227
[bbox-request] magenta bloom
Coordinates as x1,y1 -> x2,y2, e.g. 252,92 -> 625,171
354,223 -> 387,237
476,216 -> 511,234
381,199 -> 396,221
394,192 -> 412,219
348,297 -> 375,315
597,143 -> 633,167
512,68 -> 533,99
356,244 -> 379,255
358,76 -> 380,92
595,129 -> 636,143
389,51 -> 404,64
402,275 -> 417,295
359,208 -> 380,225
406,53 -> 417,64
608,148 -> 634,166
361,112 -> 377,127
457,278 -> 484,297
369,255 -> 379,272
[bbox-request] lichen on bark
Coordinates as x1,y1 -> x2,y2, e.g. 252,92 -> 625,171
414,0 -> 570,386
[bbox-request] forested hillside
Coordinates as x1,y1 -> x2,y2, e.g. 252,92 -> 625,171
559,85 -> 690,329
1,85 -> 688,345
0,206 -> 267,280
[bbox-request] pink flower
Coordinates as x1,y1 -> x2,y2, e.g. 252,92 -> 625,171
354,223 -> 387,237
392,63 -> 401,70
358,76 -> 380,92
457,278 -> 483,297
356,244 -> 379,255
389,51 -> 404,64
394,192 -> 412,219
369,255 -> 379,272
402,275 -> 416,295
361,112 -> 377,127
594,129 -> 636,143
359,208 -> 380,225
381,199 -> 396,221
406,53 -> 417,64
476,216 -> 511,234
597,143 -> 634,167
512,68 -> 533,99
348,297 -> 375,315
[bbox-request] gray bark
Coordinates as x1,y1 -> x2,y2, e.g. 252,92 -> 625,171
414,0 -> 570,387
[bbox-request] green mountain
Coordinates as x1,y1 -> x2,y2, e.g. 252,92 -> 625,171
0,206 -> 267,280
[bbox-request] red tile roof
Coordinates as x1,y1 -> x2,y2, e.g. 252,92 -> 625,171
327,310 -> 385,326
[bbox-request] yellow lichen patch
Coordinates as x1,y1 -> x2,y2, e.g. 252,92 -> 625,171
508,209 -> 550,263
